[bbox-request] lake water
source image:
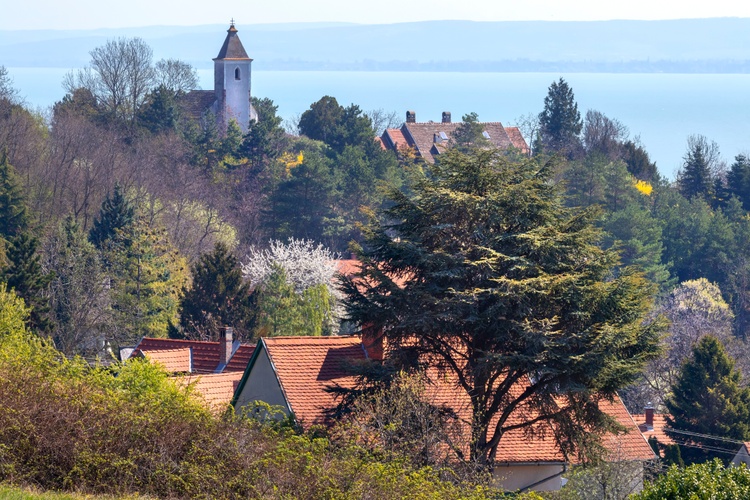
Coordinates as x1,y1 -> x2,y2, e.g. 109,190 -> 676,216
7,67 -> 750,178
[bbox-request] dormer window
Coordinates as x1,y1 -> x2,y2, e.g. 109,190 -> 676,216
235,67 -> 241,80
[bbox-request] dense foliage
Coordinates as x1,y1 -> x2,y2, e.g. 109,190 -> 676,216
342,148 -> 663,465
0,286 -> 492,499
633,460 -> 750,500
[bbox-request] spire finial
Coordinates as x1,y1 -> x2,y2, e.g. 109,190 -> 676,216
230,18 -> 235,28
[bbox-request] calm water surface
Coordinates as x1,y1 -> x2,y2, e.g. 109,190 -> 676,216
9,67 -> 750,178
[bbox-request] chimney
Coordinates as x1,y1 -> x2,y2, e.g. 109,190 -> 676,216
218,326 -> 234,369
406,110 -> 416,123
645,404 -> 654,429
362,325 -> 384,361
442,111 -> 451,123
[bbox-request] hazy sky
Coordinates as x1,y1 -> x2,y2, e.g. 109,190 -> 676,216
5,0 -> 750,30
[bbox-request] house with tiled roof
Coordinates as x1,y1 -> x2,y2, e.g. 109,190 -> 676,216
232,334 -> 654,492
130,327 -> 254,411
381,111 -> 529,163
632,406 -> 674,456
179,22 -> 258,134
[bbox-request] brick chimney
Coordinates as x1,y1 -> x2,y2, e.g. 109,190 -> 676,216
442,111 -> 451,123
644,404 -> 654,430
406,110 -> 416,123
218,326 -> 234,369
362,325 -> 384,361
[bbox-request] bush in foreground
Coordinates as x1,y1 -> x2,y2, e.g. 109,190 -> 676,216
0,285 -> 490,499
633,459 -> 750,500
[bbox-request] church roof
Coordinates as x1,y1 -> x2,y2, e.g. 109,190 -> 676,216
215,23 -> 252,61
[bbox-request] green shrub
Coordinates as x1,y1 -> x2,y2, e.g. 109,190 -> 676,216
633,459 -> 750,499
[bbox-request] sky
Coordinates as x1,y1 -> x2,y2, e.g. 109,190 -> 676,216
4,0 -> 750,30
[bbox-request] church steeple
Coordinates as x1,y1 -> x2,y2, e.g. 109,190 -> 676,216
213,21 -> 255,133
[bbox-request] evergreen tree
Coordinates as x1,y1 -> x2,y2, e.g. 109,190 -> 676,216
665,335 -> 750,464
89,185 -> 135,249
264,151 -> 336,243
342,148 -> 663,466
538,77 -> 583,156
240,97 -> 287,167
0,150 -> 28,240
677,136 -> 717,201
179,242 -> 253,341
451,112 -> 490,152
727,154 -> 750,211
105,217 -> 188,345
137,85 -> 180,135
298,95 -> 344,144
1,232 -> 53,332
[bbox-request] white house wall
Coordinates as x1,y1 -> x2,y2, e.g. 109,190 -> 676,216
493,464 -> 565,492
234,347 -> 288,414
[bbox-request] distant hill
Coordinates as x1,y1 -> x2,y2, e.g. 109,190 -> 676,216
2,19 -> 750,72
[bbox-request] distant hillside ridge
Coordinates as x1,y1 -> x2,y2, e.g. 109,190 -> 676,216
2,18 -> 750,72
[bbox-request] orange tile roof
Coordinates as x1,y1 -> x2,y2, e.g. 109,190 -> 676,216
632,413 -> 674,447
135,347 -> 191,372
132,337 -> 255,374
382,128 -> 412,151
504,126 -> 531,155
263,336 -> 368,426
241,335 -> 654,463
180,371 -> 244,413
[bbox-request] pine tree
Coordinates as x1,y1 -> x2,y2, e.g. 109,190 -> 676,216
179,242 -> 253,341
1,232 -> 53,332
665,335 -> 750,464
677,136 -> 717,201
89,185 -> 135,249
538,77 -> 583,156
727,154 -> 750,211
105,217 -> 188,345
0,149 -> 28,240
342,148 -> 663,466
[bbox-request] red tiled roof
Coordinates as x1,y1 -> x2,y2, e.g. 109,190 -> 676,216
132,337 -> 255,374
180,371 -> 244,412
632,413 -> 674,446
248,335 -> 654,463
263,336 -> 368,426
504,126 -> 531,155
134,347 -> 191,372
381,128 -> 412,151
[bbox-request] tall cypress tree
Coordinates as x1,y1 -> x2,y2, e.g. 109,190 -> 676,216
665,335 -> 750,464
89,185 -> 135,249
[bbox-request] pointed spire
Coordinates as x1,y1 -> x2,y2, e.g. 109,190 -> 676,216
215,21 -> 250,60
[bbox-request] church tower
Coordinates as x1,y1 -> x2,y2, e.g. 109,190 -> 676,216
213,21 -> 256,133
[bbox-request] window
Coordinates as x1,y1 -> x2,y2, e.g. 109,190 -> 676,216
235,67 -> 241,80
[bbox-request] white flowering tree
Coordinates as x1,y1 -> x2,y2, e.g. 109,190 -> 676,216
242,239 -> 341,337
